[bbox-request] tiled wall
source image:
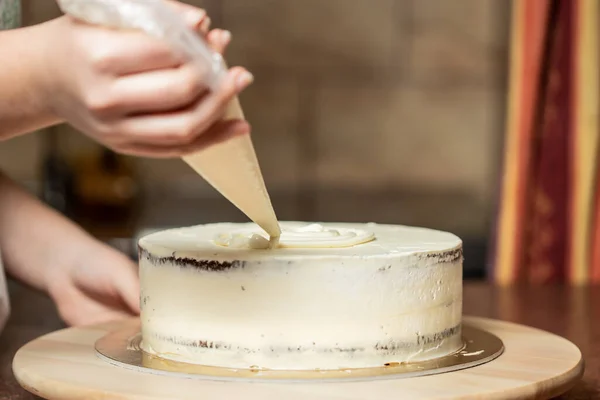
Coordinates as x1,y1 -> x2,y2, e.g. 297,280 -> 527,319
0,0 -> 510,236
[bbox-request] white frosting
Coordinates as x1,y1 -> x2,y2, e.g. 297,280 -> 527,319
139,222 -> 463,370
213,223 -> 376,249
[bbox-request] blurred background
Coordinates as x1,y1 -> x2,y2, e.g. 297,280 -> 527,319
0,1 -> 512,280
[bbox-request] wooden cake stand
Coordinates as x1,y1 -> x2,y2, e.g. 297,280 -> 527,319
12,316 -> 583,399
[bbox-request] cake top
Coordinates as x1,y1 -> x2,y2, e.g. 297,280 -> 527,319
139,222 -> 462,260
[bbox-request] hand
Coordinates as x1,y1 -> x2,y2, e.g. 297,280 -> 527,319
0,172 -> 139,327
46,240 -> 140,326
39,2 -> 252,157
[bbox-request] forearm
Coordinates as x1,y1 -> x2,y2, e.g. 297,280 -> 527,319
0,22 -> 63,139
0,173 -> 95,292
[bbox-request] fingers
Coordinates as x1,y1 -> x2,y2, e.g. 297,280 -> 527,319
208,29 -> 232,54
56,288 -> 136,327
72,21 -> 184,76
65,2 -> 250,158
79,309 -> 134,326
69,308 -> 134,327
113,260 -> 141,315
108,37 -> 182,76
163,0 -> 209,33
76,13 -> 216,76
167,4 -> 232,55
113,67 -> 252,144
108,28 -> 234,115
87,62 -> 248,121
117,119 -> 250,158
110,63 -> 209,115
200,17 -> 212,35
163,0 -> 232,54
75,3 -> 230,75
73,0 -> 230,78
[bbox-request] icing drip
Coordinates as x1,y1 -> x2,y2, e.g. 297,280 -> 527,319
214,223 -> 375,249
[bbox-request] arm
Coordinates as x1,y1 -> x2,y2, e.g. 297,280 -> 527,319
0,172 -> 140,325
0,23 -> 63,139
0,172 -> 95,292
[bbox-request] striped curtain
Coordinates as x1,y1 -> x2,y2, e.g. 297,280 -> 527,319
490,0 -> 600,285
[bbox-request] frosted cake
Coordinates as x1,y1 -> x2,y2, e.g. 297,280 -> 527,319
138,222 -> 463,370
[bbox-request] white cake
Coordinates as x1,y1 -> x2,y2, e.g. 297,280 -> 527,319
138,221 -> 463,371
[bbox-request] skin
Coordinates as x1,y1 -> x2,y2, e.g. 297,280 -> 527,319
1,2 -> 252,156
0,1 -> 248,325
0,172 -> 139,326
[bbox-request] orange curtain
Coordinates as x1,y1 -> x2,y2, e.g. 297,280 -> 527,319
490,0 -> 600,284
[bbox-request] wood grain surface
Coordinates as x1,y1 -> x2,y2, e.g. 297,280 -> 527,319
11,314 -> 583,399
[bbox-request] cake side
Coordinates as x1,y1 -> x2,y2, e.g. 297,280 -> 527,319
139,222 -> 463,370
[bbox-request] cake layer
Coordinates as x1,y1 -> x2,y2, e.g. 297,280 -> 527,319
138,222 -> 463,370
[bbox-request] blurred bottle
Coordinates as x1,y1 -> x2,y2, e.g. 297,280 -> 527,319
71,146 -> 141,239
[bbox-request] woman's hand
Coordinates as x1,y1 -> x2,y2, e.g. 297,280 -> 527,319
0,173 -> 140,326
46,241 -> 140,326
38,3 -> 252,157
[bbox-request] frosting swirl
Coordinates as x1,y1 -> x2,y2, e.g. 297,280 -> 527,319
213,223 -> 375,249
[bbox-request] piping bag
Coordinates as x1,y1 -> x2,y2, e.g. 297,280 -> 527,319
56,0 -> 282,244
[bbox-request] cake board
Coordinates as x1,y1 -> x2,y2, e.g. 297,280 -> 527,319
12,316 -> 583,400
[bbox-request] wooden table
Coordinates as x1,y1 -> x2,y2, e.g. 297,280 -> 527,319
0,282 -> 599,399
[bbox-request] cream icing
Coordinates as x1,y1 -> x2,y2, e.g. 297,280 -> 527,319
213,223 -> 376,249
138,222 -> 464,371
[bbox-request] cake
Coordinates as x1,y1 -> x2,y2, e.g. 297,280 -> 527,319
138,221 -> 463,371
